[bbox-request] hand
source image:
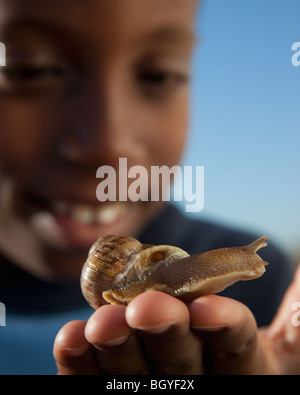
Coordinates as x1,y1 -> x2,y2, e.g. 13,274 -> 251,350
53,265 -> 300,375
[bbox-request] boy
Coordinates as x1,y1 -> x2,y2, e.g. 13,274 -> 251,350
0,0 -> 299,374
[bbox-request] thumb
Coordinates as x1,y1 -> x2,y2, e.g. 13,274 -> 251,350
189,295 -> 266,374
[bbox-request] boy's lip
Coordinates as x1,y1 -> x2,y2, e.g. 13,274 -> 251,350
23,193 -> 134,250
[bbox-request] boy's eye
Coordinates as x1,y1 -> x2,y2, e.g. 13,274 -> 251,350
137,70 -> 189,99
1,65 -> 66,82
0,61 -> 75,94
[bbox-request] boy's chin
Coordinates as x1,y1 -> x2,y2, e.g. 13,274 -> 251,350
40,246 -> 89,282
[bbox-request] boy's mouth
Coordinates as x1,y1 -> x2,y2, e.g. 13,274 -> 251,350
24,194 -> 133,250
52,200 -> 126,225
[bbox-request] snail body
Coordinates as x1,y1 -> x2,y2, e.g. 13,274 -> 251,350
81,235 -> 269,309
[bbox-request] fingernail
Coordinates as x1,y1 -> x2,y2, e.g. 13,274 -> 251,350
97,333 -> 131,347
63,344 -> 90,357
192,325 -> 227,333
133,322 -> 176,334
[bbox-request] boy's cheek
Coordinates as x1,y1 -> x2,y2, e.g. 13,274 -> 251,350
0,132 -> 44,177
0,102 -> 59,173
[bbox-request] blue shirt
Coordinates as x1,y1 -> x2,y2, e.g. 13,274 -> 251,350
0,307 -> 93,375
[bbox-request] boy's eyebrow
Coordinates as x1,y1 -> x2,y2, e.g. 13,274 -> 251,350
1,18 -> 196,51
142,26 -> 196,46
1,18 -> 86,46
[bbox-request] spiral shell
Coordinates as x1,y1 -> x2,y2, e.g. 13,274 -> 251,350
80,234 -> 269,309
80,234 -> 189,309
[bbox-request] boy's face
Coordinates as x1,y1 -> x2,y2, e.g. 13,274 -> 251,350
0,0 -> 196,280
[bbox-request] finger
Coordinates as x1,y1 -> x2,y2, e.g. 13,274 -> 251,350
85,304 -> 149,375
126,291 -> 203,375
53,320 -> 100,375
268,264 -> 300,346
189,295 -> 265,375
263,265 -> 300,374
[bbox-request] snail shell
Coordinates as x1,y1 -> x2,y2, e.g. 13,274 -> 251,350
80,234 -> 269,309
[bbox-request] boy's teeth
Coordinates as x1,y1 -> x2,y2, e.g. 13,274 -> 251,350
96,205 -> 122,224
52,201 -> 125,225
71,205 -> 95,225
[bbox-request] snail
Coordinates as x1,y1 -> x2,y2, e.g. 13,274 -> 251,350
80,235 -> 269,309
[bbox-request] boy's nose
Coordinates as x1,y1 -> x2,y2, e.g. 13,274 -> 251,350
58,125 -> 125,167
58,77 -> 142,168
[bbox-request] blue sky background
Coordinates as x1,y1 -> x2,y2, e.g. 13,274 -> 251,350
176,0 -> 300,261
